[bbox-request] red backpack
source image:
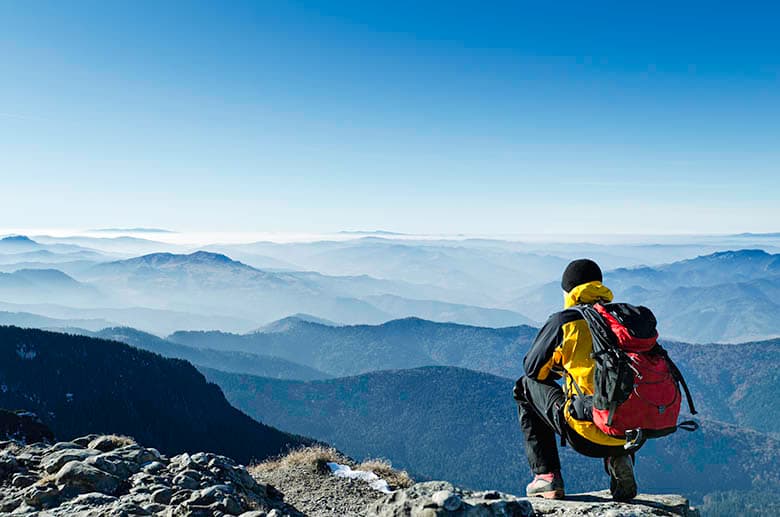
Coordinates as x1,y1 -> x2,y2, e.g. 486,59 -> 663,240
570,303 -> 698,451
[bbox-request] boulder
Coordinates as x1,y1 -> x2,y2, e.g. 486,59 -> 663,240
22,481 -> 61,508
11,472 -> 37,488
72,434 -> 101,447
46,441 -> 85,452
41,448 -> 100,473
54,460 -> 123,495
113,443 -> 160,464
85,451 -> 142,478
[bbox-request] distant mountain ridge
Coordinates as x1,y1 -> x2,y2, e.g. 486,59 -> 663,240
514,249 -> 780,343
363,294 -> 537,327
0,268 -> 102,306
0,235 -> 40,251
170,317 -> 538,378
0,325 -> 309,463
259,314 -> 339,332
86,326 -> 331,381
0,310 -> 115,331
71,250 -> 537,330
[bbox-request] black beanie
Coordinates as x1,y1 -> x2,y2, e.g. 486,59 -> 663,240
561,259 -> 602,292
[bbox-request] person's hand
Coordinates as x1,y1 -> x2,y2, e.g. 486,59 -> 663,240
513,377 -> 524,401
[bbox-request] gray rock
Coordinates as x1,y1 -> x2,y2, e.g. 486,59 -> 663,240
196,484 -> 236,503
11,472 -> 37,488
142,460 -> 165,474
432,490 -> 463,511
85,452 -> 141,478
170,452 -> 193,471
41,448 -> 99,474
112,444 -> 158,465
152,487 -> 174,504
143,502 -> 168,513
54,460 -> 122,495
238,512 -> 268,517
129,471 -> 157,487
60,491 -> 118,507
46,441 -> 84,452
72,434 -> 100,447
222,495 -> 243,515
170,488 -> 194,505
0,494 -> 22,512
172,471 -> 200,490
112,500 -> 152,515
527,490 -> 700,517
369,481 -> 533,517
22,482 -> 61,508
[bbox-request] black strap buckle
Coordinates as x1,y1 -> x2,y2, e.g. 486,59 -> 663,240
624,428 -> 647,452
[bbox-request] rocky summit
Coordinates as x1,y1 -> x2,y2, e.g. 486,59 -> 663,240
0,435 -> 298,516
0,434 -> 699,517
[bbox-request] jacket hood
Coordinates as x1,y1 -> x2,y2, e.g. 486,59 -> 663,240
564,281 -> 614,308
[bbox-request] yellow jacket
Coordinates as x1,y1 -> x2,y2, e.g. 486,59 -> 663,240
523,281 -> 626,447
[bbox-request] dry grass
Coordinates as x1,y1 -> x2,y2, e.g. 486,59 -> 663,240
250,446 -> 413,489
356,458 -> 414,489
35,473 -> 56,486
97,434 -> 137,448
250,445 -> 348,474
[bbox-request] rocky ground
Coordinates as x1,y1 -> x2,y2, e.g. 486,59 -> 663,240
0,431 -> 699,516
250,447 -> 700,517
0,434 -> 300,516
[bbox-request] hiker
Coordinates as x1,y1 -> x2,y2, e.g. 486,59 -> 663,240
513,258 -> 696,501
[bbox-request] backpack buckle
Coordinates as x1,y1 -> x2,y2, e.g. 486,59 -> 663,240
624,429 -> 647,452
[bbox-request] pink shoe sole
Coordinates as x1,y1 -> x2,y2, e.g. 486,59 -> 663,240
530,489 -> 565,500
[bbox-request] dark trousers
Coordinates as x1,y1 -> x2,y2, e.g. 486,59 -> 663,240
514,376 -> 627,475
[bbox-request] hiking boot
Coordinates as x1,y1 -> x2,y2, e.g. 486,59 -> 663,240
606,455 -> 637,502
525,471 -> 565,499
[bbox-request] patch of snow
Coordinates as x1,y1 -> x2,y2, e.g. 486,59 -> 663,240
16,343 -> 37,360
326,462 -> 392,493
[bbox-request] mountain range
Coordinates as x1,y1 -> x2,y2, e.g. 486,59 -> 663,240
169,317 -> 538,378
172,315 -> 779,439
86,326 -> 331,381
513,249 -> 780,343
4,234 -> 780,342
0,325 -> 309,464
0,268 -> 102,306
0,242 -> 535,332
3,303 -> 777,440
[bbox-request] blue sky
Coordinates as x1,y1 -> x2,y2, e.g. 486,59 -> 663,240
1,1 -> 778,234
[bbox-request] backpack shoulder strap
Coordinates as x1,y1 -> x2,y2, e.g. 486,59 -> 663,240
569,303 -> 619,355
656,347 -> 698,416
568,303 -> 622,426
